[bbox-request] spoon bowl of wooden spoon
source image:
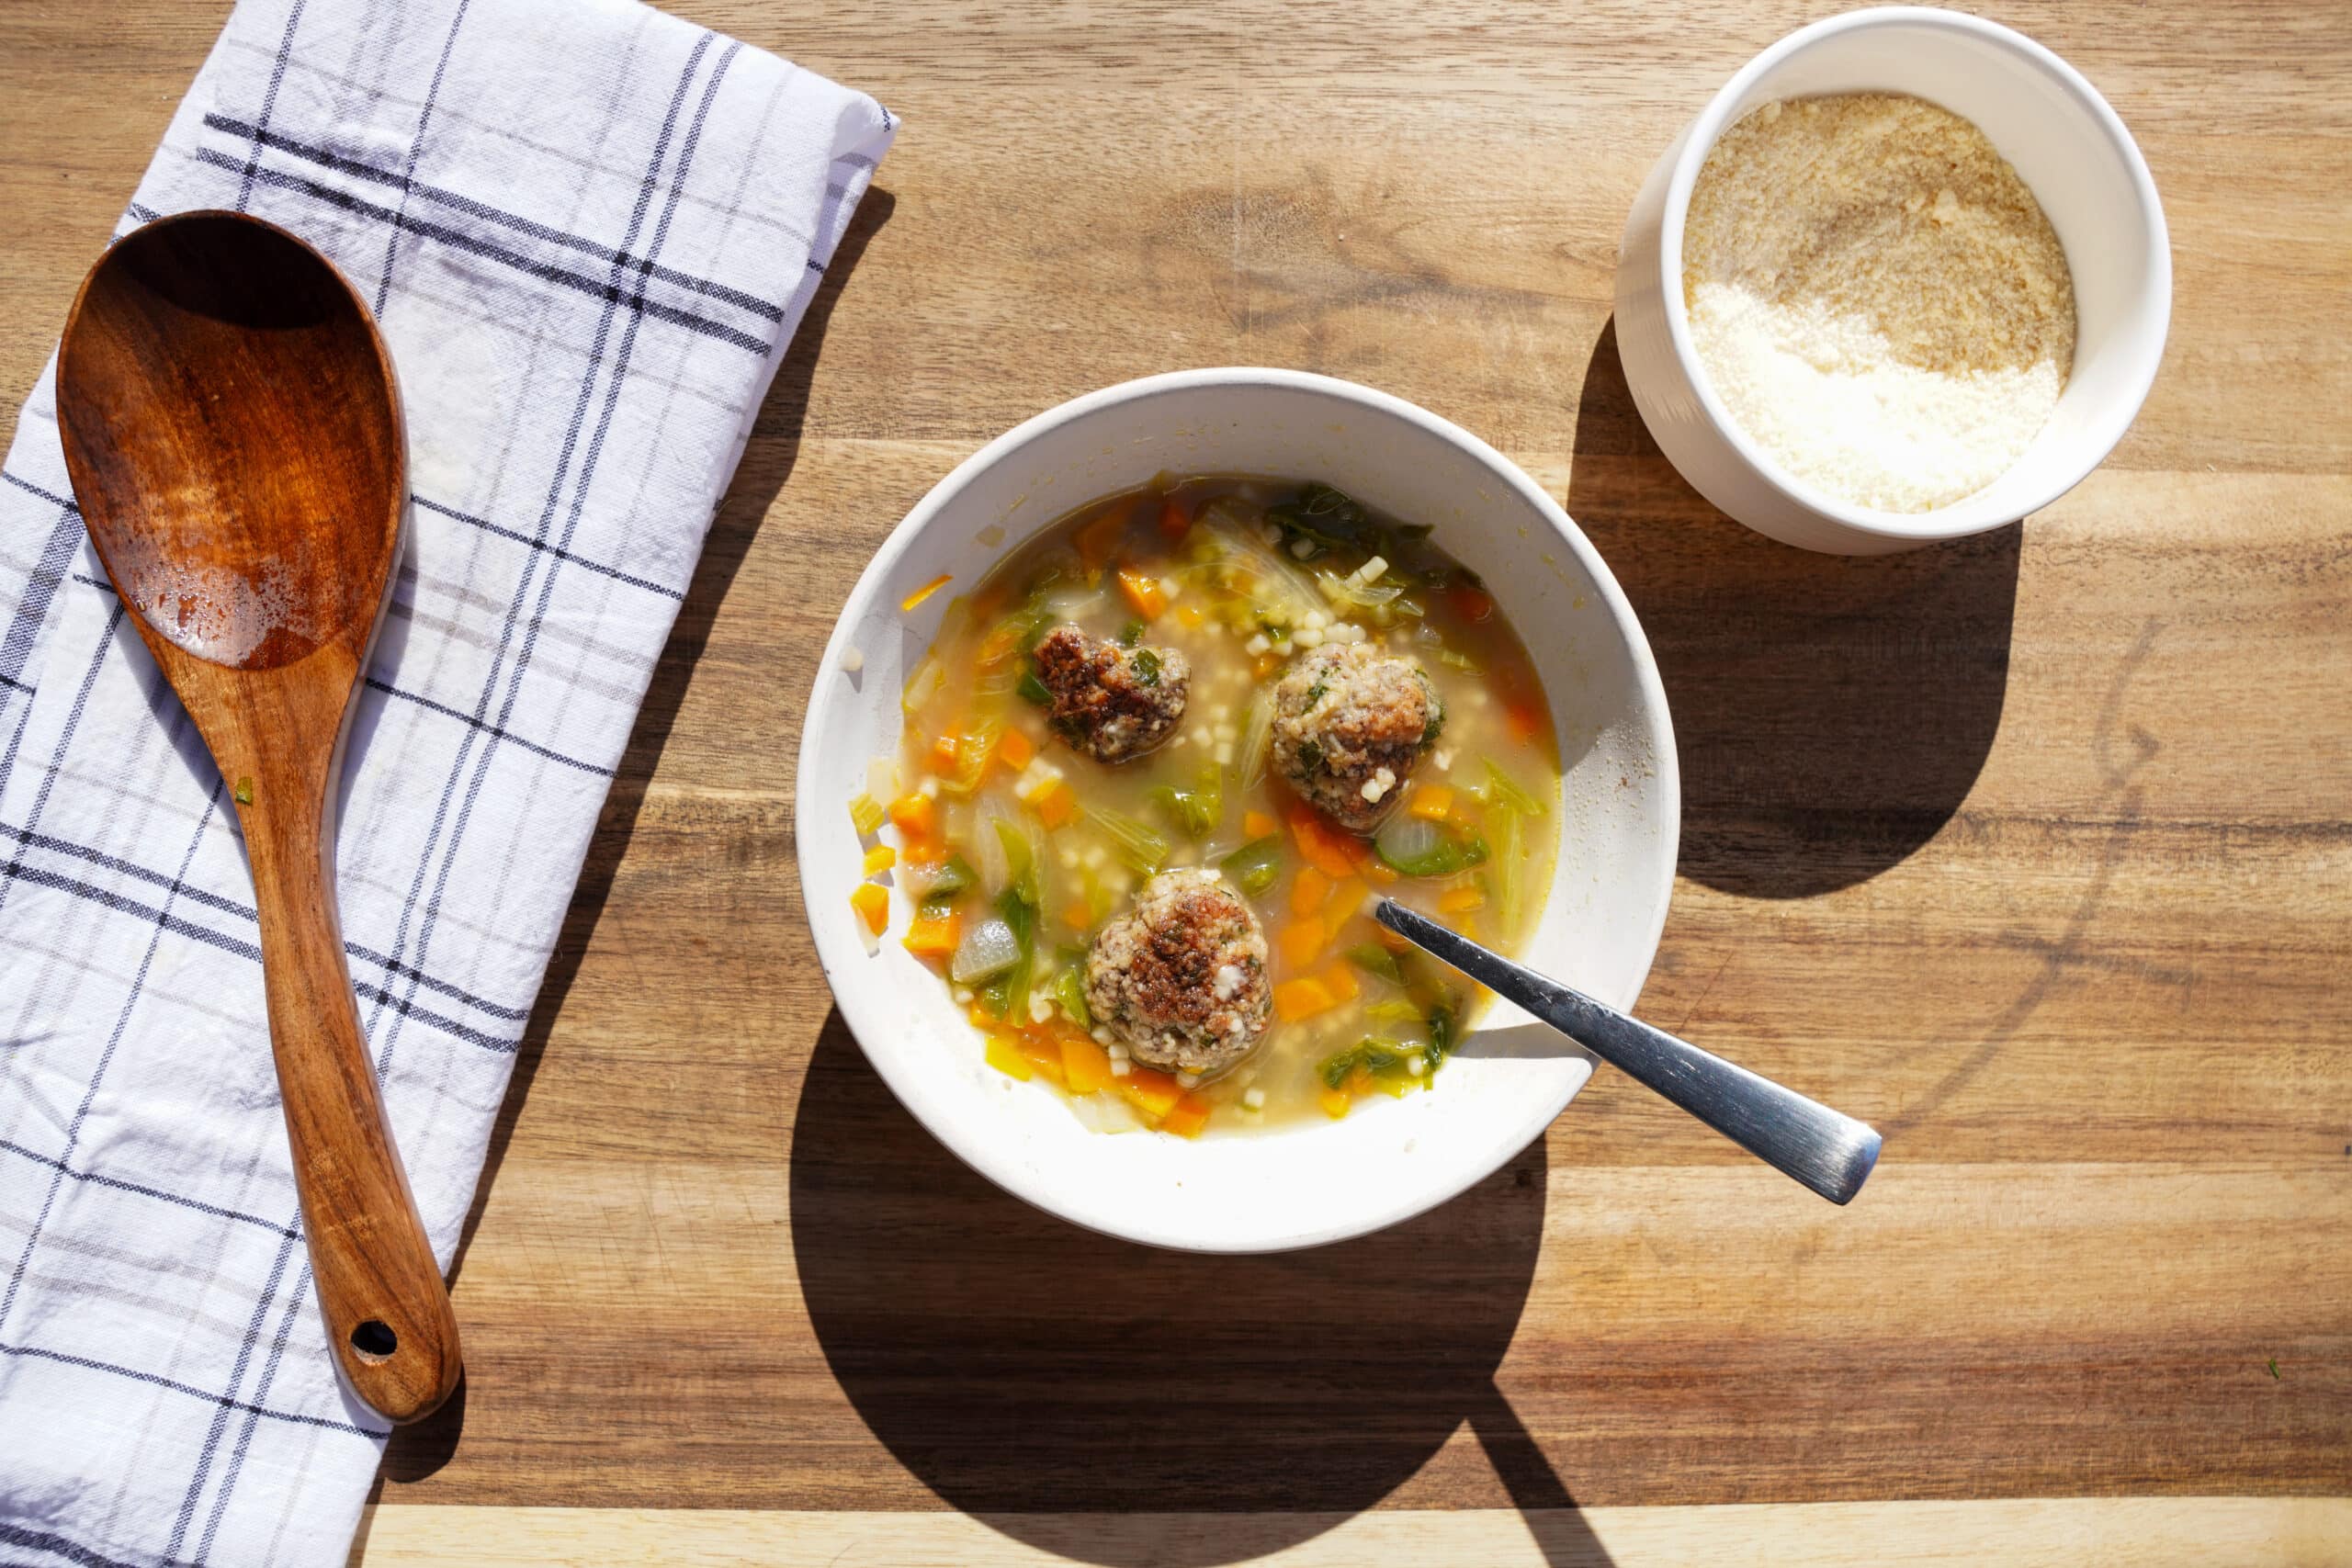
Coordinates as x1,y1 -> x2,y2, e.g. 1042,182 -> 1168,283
56,209 -> 458,1423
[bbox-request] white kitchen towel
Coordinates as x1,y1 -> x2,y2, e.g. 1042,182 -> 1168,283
0,2 -> 890,1562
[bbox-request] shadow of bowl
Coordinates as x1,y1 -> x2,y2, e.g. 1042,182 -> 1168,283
788,1012 -> 1555,1566
1568,319 -> 2019,899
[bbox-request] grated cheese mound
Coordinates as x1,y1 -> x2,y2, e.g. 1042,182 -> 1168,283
1683,94 -> 2076,513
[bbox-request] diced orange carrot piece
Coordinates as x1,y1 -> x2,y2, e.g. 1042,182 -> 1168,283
1034,782 -> 1077,829
1439,884 -> 1487,914
888,792 -> 936,840
1117,1065 -> 1184,1120
1075,498 -> 1136,575
1019,1033 -> 1064,1070
1116,566 -> 1168,621
903,839 -> 946,866
850,883 -> 889,935
1274,976 -> 1338,1021
1243,809 -> 1277,840
984,1035 -> 1034,1080
1505,699 -> 1545,742
1175,604 -> 1205,630
1061,1036 -> 1114,1094
1289,810 -> 1358,879
1446,581 -> 1495,623
900,573 -> 953,613
976,619 -> 1025,670
930,733 -> 961,773
1325,877 -> 1367,936
1159,1093 -> 1211,1138
903,909 -> 960,957
1290,864 -> 1331,918
1408,785 -> 1454,820
998,728 -> 1036,770
1252,651 -> 1283,681
1319,1086 -> 1351,1119
1321,963 -> 1361,1005
1061,898 -> 1093,931
1277,918 -> 1326,970
1362,857 -> 1400,886
1373,923 -> 1413,953
1159,495 -> 1193,542
862,844 -> 897,875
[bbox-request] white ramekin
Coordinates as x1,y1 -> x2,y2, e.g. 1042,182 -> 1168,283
796,369 -> 1679,1252
1613,6 -> 2171,555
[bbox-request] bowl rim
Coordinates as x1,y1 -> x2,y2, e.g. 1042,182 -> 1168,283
795,366 -> 1682,1252
1655,5 -> 2174,543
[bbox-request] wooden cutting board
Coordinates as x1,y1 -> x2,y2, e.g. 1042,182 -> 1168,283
3,2 -> 2345,1562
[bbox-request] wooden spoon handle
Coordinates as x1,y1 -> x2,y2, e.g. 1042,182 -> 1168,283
243,769 -> 461,1425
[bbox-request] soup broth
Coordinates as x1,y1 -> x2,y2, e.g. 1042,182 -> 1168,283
855,476 -> 1560,1136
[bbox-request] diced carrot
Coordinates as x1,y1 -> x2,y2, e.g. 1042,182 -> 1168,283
1075,498 -> 1136,575
1117,1065 -> 1185,1120
1034,781 -> 1078,829
1289,810 -> 1359,879
1061,1036 -> 1114,1094
903,839 -> 946,866
1160,1093 -> 1212,1138
903,909 -> 961,957
1408,785 -> 1454,821
888,792 -> 937,840
1159,495 -> 1193,542
1252,651 -> 1283,681
1243,809 -> 1277,840
850,883 -> 889,935
968,1002 -> 1001,1032
1290,864 -> 1331,919
1061,898 -> 1093,931
984,1035 -> 1034,1080
1116,566 -> 1169,621
1321,963 -> 1361,1005
1018,1033 -> 1064,1070
1175,604 -> 1205,630
1274,976 -> 1338,1021
1277,919 -> 1326,970
998,728 -> 1036,770
1440,884 -> 1487,914
1362,857 -> 1401,886
1319,1086 -> 1351,1120
1374,924 -> 1413,953
900,573 -> 953,613
1325,877 -> 1367,936
862,844 -> 897,875
1505,698 -> 1546,742
930,733 -> 961,773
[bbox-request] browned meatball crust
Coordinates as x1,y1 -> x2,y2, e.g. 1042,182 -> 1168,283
1270,643 -> 1444,831
1032,624 -> 1190,764
1085,869 -> 1272,1074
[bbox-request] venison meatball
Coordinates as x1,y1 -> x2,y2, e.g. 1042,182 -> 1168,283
1270,643 -> 1444,832
1085,869 -> 1272,1075
1032,624 -> 1188,763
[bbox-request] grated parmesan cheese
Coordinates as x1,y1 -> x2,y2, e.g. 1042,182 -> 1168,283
1683,94 -> 2075,513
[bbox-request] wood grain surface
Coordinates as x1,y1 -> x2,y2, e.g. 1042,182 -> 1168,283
3,1 -> 2346,1562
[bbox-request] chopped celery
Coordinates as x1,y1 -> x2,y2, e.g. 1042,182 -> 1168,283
1018,668 -> 1053,705
1426,998 -> 1460,1069
1365,998 -> 1423,1024
1152,761 -> 1223,838
1373,814 -> 1489,877
1086,805 -> 1170,875
1484,759 -> 1548,817
994,818 -> 1041,909
848,792 -> 887,837
1051,966 -> 1091,1028
1219,835 -> 1283,897
1343,944 -> 1406,986
1237,693 -> 1274,789
903,852 -> 977,901
1489,804 -> 1524,931
997,888 -> 1037,1023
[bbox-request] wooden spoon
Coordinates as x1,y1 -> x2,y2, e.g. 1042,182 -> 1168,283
55,210 -> 459,1423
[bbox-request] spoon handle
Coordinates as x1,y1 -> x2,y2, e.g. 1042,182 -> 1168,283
1374,900 -> 1881,1205
242,759 -> 461,1423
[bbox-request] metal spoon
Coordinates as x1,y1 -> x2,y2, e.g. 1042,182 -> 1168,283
1374,899 -> 1881,1204
56,210 -> 459,1422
